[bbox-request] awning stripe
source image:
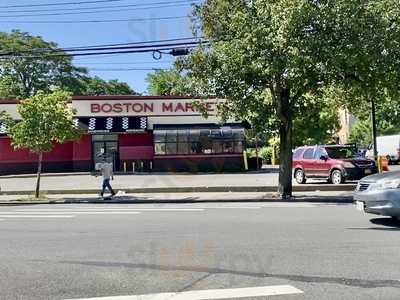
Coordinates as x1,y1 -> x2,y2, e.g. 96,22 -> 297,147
74,116 -> 147,133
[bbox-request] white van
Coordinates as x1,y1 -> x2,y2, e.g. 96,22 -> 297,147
366,134 -> 400,164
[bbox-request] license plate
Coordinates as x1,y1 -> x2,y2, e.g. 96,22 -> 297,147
365,169 -> 372,174
356,201 -> 364,211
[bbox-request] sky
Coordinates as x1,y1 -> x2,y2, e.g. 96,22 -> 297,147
0,0 -> 200,94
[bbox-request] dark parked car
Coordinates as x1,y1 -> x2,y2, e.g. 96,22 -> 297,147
292,145 -> 377,184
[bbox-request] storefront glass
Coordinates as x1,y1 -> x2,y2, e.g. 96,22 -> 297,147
154,127 -> 245,155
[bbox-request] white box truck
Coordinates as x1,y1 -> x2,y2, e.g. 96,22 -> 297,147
367,134 -> 400,164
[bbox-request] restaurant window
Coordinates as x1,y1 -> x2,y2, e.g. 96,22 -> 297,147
154,127 -> 245,155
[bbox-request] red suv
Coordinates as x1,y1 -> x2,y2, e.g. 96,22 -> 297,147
292,145 -> 377,184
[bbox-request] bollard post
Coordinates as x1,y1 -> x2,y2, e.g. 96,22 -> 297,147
271,146 -> 276,166
243,150 -> 248,171
123,162 -> 127,173
132,162 -> 135,173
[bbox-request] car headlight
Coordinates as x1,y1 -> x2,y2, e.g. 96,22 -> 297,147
343,162 -> 355,168
371,179 -> 400,190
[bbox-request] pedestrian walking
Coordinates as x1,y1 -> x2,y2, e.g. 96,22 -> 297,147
97,157 -> 116,198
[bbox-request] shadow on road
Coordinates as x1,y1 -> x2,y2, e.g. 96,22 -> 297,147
348,217 -> 400,231
369,217 -> 400,230
56,260 -> 400,289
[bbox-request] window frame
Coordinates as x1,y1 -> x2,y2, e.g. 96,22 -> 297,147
153,127 -> 245,156
302,147 -> 315,160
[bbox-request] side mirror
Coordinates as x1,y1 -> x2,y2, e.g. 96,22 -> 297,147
320,155 -> 328,161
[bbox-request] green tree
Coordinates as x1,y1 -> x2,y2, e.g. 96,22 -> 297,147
349,97 -> 400,146
181,0 -> 400,198
0,75 -> 20,98
79,76 -> 136,96
349,119 -> 372,146
1,90 -> 81,198
146,69 -> 196,96
293,94 -> 341,146
0,30 -> 87,98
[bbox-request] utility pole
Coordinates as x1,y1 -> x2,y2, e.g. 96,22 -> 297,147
371,99 -> 378,160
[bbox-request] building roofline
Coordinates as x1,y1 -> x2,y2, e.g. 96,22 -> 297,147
0,95 -> 214,104
72,95 -> 207,101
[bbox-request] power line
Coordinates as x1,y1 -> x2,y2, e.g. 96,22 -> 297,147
0,15 -> 188,24
0,0 -> 195,13
59,41 -> 203,53
0,39 -> 206,55
75,61 -> 174,65
59,37 -> 203,51
0,45 -> 201,59
88,68 -> 166,71
0,1 -> 199,18
0,0 -> 126,9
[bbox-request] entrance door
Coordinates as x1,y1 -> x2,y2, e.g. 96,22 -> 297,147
92,134 -> 119,171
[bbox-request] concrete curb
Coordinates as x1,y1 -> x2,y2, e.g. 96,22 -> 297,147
0,184 -> 357,196
0,196 -> 354,206
0,168 -> 279,179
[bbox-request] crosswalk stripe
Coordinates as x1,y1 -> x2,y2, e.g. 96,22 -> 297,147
0,215 -> 75,218
64,285 -> 303,300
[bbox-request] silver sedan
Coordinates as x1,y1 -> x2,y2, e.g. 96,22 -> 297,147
354,171 -> 400,219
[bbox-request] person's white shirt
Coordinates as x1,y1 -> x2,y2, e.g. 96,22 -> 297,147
99,162 -> 113,180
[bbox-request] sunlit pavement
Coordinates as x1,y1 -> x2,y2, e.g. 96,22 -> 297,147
2,165 -> 399,194
1,202 -> 400,300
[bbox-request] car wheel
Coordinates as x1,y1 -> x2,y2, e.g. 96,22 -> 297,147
295,169 -> 306,184
330,169 -> 344,185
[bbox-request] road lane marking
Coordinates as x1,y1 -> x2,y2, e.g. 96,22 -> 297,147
65,285 -> 303,300
2,212 -> 142,215
198,206 -> 261,209
16,208 -> 204,212
0,215 -> 75,218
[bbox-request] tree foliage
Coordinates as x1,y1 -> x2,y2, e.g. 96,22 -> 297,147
181,0 -> 400,197
0,30 -> 86,98
79,76 -> 136,96
1,90 -> 81,197
0,30 -> 136,98
146,69 -> 196,96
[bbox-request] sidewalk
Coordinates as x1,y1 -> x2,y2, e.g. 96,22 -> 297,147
0,172 -> 357,195
0,191 -> 354,205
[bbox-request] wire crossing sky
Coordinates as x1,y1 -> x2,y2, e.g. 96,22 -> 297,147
0,0 -> 201,94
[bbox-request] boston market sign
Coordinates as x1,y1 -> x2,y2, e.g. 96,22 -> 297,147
73,98 -> 218,117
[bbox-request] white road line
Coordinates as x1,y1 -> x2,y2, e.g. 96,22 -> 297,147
258,203 -> 317,208
65,285 -> 303,300
0,215 -> 75,218
1,212 -> 142,215
200,206 -> 261,209
15,209 -> 204,212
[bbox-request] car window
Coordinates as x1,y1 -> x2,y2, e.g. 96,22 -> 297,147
303,148 -> 315,159
293,148 -> 303,159
325,147 -> 357,159
314,148 -> 328,159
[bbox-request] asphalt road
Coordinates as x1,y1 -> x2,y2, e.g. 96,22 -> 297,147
1,202 -> 400,300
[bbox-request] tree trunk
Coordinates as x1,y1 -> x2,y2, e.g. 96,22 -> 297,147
276,87 -> 293,199
278,115 -> 293,198
35,152 -> 43,199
